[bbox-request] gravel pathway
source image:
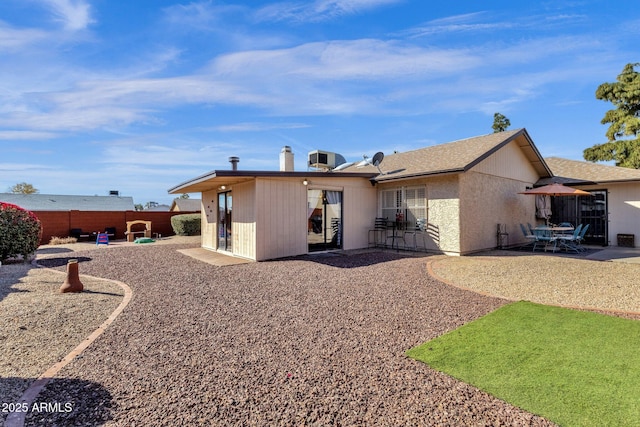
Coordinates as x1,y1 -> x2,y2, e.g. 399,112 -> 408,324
26,244 -> 555,426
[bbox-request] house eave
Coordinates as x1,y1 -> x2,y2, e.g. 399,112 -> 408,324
168,170 -> 378,194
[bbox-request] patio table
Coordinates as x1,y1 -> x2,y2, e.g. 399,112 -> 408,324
533,226 -> 573,252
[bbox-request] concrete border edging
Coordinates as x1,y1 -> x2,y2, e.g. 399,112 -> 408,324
4,268 -> 133,427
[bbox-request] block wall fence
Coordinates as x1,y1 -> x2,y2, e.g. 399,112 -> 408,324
33,210 -> 199,245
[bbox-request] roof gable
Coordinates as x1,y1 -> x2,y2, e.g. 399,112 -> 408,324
170,199 -> 202,211
342,128 -> 551,181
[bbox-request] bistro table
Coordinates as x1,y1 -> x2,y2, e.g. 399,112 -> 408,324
386,220 -> 408,249
533,226 -> 574,252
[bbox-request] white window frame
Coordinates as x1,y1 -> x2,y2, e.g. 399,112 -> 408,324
380,186 -> 427,226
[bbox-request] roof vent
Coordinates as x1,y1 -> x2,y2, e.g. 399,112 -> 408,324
229,156 -> 239,171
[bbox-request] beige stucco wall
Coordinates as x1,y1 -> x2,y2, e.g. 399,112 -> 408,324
575,182 -> 640,247
459,140 -> 541,253
459,172 -> 537,253
377,175 -> 462,254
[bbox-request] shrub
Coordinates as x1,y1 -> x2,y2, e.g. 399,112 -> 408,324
0,202 -> 42,262
49,236 -> 78,245
171,214 -> 201,236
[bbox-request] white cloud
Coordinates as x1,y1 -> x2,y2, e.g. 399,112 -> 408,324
214,122 -> 311,132
254,0 -> 402,23
0,130 -> 57,140
162,1 -> 241,30
38,0 -> 94,31
0,22 -> 48,50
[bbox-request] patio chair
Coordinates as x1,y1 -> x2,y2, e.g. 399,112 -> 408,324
520,223 -> 536,249
575,224 -> 590,251
557,224 -> 582,253
368,217 -> 387,248
532,228 -> 558,252
404,218 -> 427,251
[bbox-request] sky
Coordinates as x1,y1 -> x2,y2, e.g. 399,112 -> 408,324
1,0 -> 639,206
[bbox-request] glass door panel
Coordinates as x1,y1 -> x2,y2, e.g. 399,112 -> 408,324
307,190 -> 342,252
218,191 -> 232,251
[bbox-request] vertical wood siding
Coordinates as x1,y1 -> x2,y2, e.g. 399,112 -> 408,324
201,190 -> 217,250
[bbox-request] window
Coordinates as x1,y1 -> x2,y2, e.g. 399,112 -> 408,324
380,186 -> 427,225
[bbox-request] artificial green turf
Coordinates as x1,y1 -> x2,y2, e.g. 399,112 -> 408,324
406,301 -> 640,426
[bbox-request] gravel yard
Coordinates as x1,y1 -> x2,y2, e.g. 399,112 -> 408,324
0,262 -> 123,418
14,242 -> 558,426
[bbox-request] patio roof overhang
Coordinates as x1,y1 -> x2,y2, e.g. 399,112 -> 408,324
168,170 -> 379,194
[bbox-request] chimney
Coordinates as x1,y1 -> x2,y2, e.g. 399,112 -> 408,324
229,156 -> 239,171
280,146 -> 294,172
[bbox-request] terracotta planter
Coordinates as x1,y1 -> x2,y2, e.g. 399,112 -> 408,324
60,259 -> 84,293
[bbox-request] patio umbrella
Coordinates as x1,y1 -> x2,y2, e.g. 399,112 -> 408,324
519,183 -> 592,196
520,183 -> 591,222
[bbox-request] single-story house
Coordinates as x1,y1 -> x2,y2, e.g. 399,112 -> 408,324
0,193 -> 135,211
169,129 -> 557,260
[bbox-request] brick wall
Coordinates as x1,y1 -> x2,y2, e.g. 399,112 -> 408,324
33,210 -> 199,245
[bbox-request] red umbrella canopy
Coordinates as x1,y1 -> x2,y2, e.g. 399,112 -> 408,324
519,183 -> 591,196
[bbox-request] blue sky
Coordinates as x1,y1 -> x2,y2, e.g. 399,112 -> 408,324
1,0 -> 638,205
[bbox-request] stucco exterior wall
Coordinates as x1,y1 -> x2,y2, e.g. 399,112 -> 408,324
459,140 -> 541,253
377,175 -> 462,254
459,172 -> 537,253
575,183 -> 640,247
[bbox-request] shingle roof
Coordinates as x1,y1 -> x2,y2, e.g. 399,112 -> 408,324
0,193 -> 135,211
341,128 -> 551,181
541,157 -> 640,185
170,198 -> 201,211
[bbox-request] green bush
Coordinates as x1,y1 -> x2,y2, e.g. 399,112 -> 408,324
0,202 -> 42,262
171,213 -> 201,236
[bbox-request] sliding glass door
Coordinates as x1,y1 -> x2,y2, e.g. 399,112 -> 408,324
218,191 -> 232,251
307,190 -> 343,252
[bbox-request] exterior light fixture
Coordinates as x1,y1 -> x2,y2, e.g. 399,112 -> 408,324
219,185 -> 226,190
302,179 -> 309,186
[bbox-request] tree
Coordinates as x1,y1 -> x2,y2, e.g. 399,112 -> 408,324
9,182 -> 39,194
174,193 -> 190,201
492,113 -> 511,133
583,63 -> 640,168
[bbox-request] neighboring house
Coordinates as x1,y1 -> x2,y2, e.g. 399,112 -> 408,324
170,198 -> 202,212
169,129 -> 553,260
0,193 -> 135,211
145,204 -> 171,212
541,157 -> 640,247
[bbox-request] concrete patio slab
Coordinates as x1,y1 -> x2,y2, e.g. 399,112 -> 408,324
176,247 -> 252,266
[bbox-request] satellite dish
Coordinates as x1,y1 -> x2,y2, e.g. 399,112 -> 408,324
372,152 -> 384,167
